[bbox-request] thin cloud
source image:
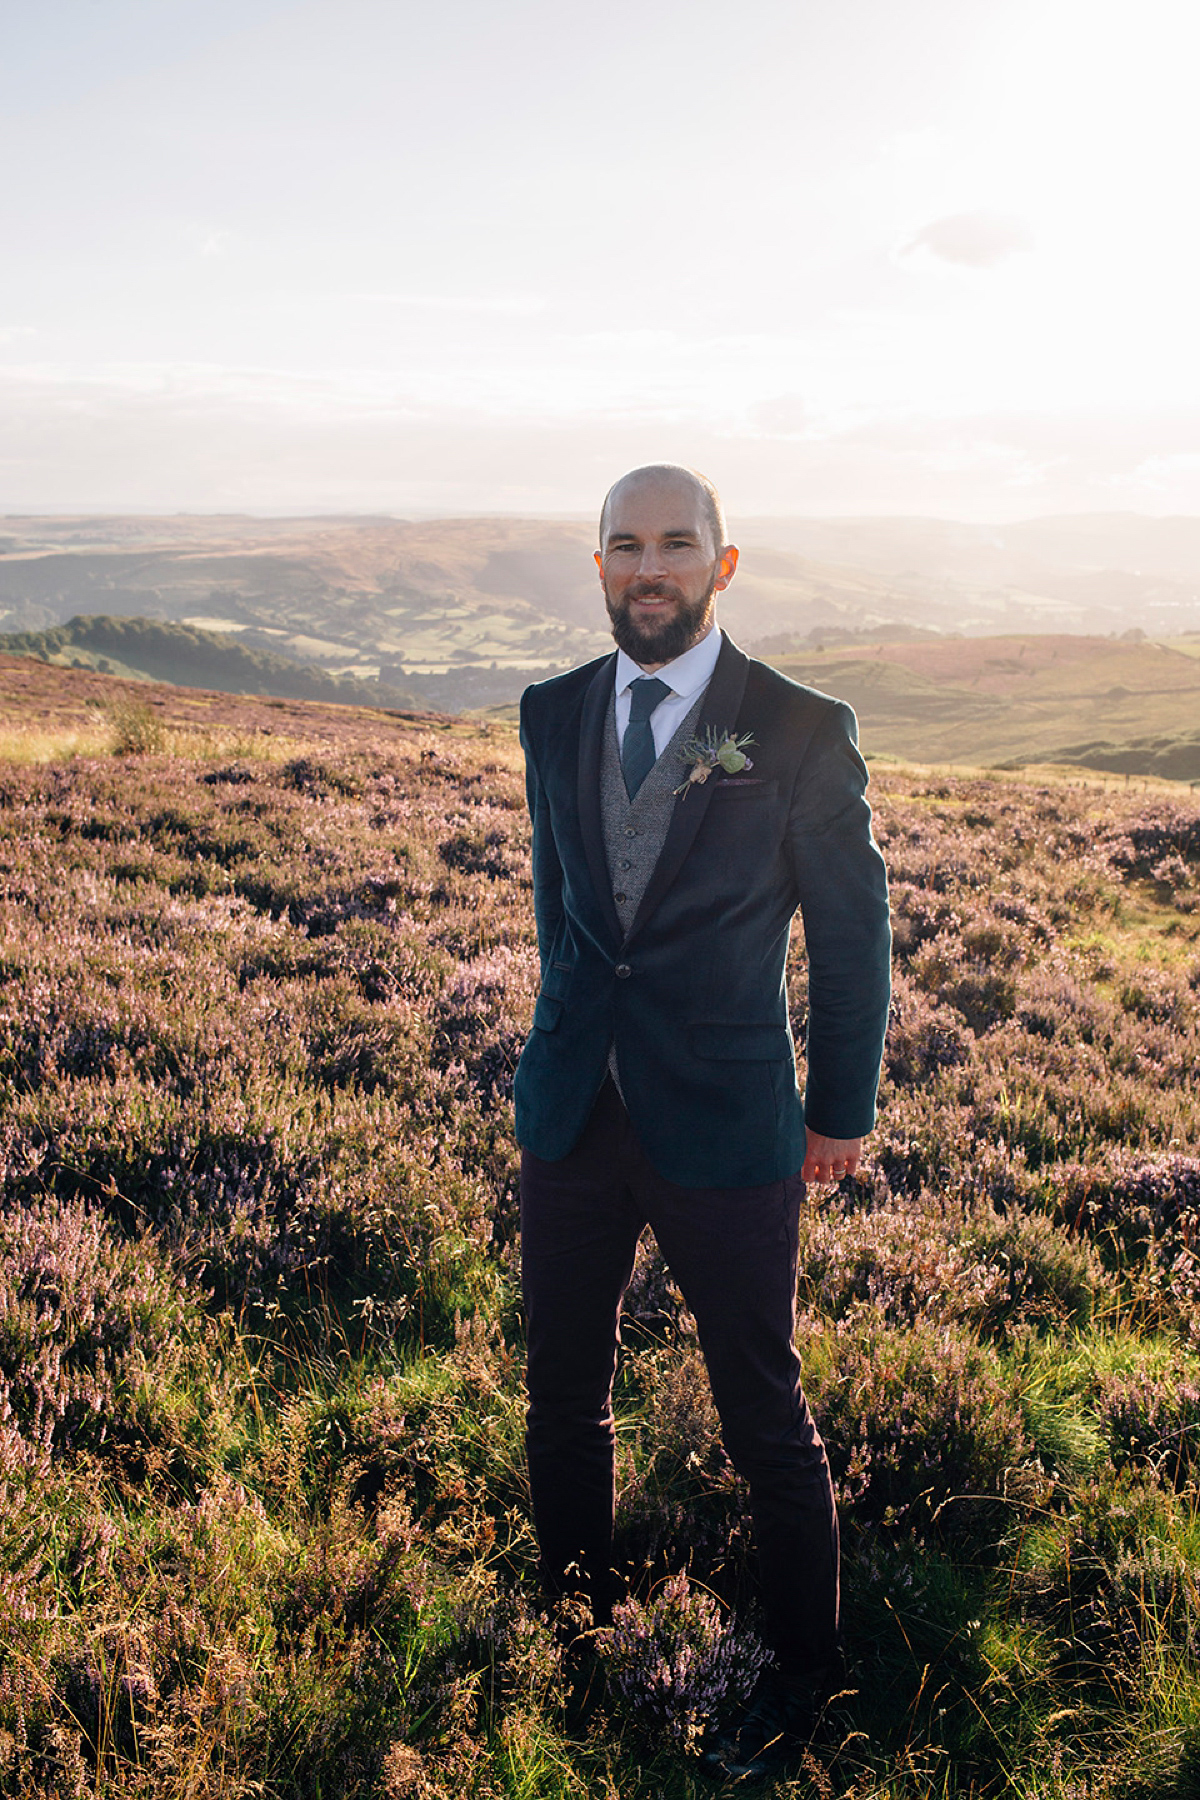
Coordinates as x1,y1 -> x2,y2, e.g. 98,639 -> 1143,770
903,211 -> 1034,268
344,292 -> 547,317
747,394 -> 810,439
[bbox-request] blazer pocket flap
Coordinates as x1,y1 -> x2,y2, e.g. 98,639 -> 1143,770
709,777 -> 776,798
690,1022 -> 791,1061
532,992 -> 563,1032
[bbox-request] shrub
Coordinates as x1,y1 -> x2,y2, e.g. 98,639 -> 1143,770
813,1320 -> 1031,1533
799,1199 -> 1107,1340
437,825 -> 520,880
0,1196 -> 189,1456
107,699 -> 167,756
798,1201 -> 1006,1332
621,1234 -> 686,1336
1051,1153 -> 1200,1316
432,943 -> 539,1111
884,977 -> 974,1086
601,1572 -> 768,1753
280,755 -> 362,798
615,1344 -> 754,1595
1015,1476 -> 1200,1674
960,1208 -> 1112,1335
1096,1371 -> 1200,1489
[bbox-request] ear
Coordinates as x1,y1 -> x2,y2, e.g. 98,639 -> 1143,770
594,549 -> 604,583
713,545 -> 739,592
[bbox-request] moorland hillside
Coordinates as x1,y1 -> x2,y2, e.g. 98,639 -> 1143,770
772,633 -> 1200,776
7,615 -> 1200,783
0,663 -> 1199,1796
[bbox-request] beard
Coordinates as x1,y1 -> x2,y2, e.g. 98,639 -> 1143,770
604,577 -> 718,665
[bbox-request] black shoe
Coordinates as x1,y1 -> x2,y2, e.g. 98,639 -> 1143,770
701,1668 -> 830,1782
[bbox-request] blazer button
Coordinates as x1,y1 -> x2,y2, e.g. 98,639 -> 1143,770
614,962 -> 632,979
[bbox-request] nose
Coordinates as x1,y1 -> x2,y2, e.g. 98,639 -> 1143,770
635,540 -> 668,579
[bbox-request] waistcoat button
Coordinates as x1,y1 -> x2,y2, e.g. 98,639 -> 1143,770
624,827 -> 637,837
613,892 -> 626,904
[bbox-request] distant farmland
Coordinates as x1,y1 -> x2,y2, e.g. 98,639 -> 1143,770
5,510 -> 1200,765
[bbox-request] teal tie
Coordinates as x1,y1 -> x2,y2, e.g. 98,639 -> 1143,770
622,677 -> 671,799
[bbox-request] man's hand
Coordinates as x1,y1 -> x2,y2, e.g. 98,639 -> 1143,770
801,1130 -> 863,1185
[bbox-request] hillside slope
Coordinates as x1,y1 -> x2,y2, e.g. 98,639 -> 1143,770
5,620 -> 1200,780
771,634 -> 1200,775
0,614 -> 428,710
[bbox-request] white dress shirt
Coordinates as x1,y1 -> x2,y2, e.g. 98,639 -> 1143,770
613,625 -> 723,760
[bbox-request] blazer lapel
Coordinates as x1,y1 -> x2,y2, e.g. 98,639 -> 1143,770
624,632 -> 750,946
576,653 -> 624,946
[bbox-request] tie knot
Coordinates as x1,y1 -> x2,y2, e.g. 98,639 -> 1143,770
628,676 -> 671,723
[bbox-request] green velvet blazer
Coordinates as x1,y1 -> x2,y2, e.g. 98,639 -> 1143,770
513,632 -> 892,1188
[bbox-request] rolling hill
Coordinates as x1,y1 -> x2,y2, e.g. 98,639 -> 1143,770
771,634 -> 1200,773
4,512 -> 1200,774
6,509 -> 1200,686
0,614 -> 427,710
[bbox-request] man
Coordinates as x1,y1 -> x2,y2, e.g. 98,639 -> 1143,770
513,464 -> 891,1778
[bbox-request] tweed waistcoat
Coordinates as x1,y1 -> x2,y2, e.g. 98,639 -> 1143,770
600,688 -> 706,1094
599,687 -> 706,931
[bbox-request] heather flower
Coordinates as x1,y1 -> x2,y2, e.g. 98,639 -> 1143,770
601,1572 -> 768,1752
813,1318 -> 1031,1530
884,975 -> 974,1085
1096,1372 -> 1200,1489
0,1195 -> 187,1456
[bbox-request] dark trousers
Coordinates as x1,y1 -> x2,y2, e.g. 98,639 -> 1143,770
519,1078 -> 840,1682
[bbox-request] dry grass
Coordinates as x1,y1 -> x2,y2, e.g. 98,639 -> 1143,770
0,655 -> 522,771
0,720 -> 114,763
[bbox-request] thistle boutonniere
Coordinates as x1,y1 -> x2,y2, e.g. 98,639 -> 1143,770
674,726 -> 757,796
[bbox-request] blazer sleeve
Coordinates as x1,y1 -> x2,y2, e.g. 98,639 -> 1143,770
519,688 -> 565,979
785,699 -> 891,1139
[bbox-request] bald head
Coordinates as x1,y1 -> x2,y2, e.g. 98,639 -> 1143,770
594,463 -> 738,668
599,463 -> 727,559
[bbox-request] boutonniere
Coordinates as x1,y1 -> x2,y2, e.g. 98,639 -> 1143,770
674,726 -> 757,796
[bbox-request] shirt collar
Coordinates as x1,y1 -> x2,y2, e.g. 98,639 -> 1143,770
614,624 -> 722,700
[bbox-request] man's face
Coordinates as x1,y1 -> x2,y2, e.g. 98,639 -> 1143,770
595,473 -> 738,669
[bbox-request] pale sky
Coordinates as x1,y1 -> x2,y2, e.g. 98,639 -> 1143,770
3,0 -> 1199,518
